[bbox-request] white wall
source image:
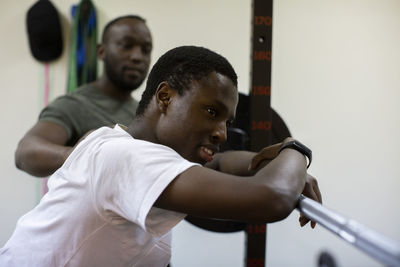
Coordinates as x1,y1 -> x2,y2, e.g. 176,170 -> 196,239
268,1 -> 400,266
0,1 -> 399,267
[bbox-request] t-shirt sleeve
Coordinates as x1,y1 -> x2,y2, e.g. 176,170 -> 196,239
90,137 -> 199,236
38,95 -> 78,141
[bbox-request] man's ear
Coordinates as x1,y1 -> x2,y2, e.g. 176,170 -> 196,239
97,44 -> 104,60
155,82 -> 175,113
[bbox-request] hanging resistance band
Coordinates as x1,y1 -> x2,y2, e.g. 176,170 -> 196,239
67,0 -> 97,93
41,63 -> 50,196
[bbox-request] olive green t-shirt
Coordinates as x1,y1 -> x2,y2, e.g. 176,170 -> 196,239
39,84 -> 138,146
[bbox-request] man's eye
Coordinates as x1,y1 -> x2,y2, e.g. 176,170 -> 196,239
124,44 -> 133,50
207,108 -> 217,118
142,45 -> 152,55
118,42 -> 133,50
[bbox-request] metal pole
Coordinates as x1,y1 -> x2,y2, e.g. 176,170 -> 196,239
297,195 -> 400,267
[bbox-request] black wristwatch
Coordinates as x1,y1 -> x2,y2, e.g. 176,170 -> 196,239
279,140 -> 312,168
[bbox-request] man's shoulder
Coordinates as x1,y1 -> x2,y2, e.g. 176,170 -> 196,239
47,84 -> 101,107
95,128 -> 181,160
65,84 -> 101,99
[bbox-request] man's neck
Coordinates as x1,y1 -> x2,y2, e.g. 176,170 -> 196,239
127,115 -> 158,144
94,76 -> 132,102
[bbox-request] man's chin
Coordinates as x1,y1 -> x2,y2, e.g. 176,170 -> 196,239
119,81 -> 143,92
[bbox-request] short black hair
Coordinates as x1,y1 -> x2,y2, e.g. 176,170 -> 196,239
136,46 -> 238,116
101,15 -> 146,44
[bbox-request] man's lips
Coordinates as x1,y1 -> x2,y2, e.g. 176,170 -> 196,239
199,145 -> 218,162
123,66 -> 145,76
124,68 -> 142,76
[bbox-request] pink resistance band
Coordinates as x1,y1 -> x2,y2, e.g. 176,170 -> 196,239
41,63 -> 50,196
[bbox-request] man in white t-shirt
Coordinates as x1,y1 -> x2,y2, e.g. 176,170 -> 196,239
0,46 -> 322,267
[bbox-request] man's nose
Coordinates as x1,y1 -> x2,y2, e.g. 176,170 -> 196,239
129,46 -> 144,62
211,121 -> 227,144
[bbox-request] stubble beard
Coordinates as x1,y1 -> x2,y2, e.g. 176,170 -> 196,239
104,58 -> 145,93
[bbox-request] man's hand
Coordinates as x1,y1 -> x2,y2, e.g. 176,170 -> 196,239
246,138 -> 322,228
248,137 -> 295,172
299,173 -> 322,228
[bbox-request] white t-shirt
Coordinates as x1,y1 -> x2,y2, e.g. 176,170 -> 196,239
0,125 -> 198,267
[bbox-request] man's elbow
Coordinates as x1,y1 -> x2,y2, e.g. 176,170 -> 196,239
266,196 -> 297,223
258,187 -> 300,223
14,143 -> 25,171
14,141 -> 41,177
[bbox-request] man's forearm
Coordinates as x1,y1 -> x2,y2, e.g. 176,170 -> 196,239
206,150 -> 264,176
254,149 -> 307,210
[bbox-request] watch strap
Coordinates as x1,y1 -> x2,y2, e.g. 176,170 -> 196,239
279,140 -> 312,168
